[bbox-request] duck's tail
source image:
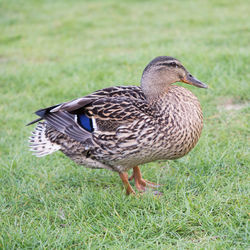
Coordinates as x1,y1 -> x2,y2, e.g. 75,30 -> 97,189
29,122 -> 61,157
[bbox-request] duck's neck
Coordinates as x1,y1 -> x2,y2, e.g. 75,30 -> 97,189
140,72 -> 174,102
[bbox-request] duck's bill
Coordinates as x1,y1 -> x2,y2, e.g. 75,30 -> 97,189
181,74 -> 208,89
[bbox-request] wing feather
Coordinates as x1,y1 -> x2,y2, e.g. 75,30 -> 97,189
27,85 -> 148,143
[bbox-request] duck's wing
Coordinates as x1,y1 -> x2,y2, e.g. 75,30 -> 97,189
27,86 -> 147,144
27,105 -> 93,143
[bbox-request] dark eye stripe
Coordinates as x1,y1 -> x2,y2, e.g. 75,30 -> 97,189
156,62 -> 186,71
157,62 -> 179,67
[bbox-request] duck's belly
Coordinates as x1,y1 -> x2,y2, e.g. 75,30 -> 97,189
111,123 -> 202,170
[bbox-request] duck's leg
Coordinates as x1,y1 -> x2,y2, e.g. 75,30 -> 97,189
119,172 -> 136,195
129,166 -> 160,192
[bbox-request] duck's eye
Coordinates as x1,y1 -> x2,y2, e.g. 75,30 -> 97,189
170,62 -> 177,67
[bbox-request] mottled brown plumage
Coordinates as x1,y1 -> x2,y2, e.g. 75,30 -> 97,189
28,56 -> 207,195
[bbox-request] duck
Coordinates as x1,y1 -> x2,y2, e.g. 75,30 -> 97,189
28,56 -> 208,195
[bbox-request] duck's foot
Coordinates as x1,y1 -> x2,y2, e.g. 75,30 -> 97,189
129,166 -> 161,192
119,172 -> 136,195
119,166 -> 161,195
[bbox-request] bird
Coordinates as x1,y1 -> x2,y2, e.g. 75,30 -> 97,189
27,56 -> 208,195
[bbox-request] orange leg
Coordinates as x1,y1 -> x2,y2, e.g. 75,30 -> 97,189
129,166 -> 160,192
119,172 -> 135,195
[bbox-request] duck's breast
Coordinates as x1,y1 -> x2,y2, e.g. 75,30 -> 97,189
157,85 -> 203,159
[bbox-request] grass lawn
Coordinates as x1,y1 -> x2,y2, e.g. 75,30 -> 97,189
0,0 -> 249,248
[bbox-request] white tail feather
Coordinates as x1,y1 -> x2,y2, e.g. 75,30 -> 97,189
29,122 -> 61,157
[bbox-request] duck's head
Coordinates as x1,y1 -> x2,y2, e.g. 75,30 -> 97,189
141,56 -> 208,100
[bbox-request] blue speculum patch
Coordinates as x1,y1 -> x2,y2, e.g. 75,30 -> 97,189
78,114 -> 93,132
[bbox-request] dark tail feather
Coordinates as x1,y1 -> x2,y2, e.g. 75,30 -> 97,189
26,104 -> 61,126
35,104 -> 61,118
26,117 -> 43,126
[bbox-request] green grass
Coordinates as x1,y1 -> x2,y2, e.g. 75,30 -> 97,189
0,0 -> 249,248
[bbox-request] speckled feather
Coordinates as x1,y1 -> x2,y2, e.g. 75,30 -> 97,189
29,85 -> 203,172
28,56 -> 206,175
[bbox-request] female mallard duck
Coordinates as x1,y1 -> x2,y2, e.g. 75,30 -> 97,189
28,56 -> 207,195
